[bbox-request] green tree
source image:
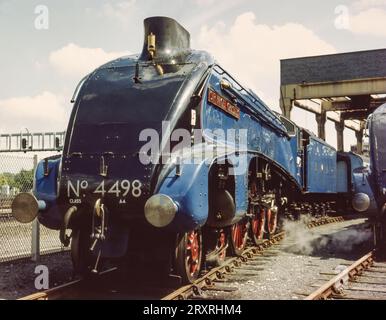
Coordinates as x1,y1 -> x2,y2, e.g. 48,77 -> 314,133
13,169 -> 34,192
0,172 -> 15,187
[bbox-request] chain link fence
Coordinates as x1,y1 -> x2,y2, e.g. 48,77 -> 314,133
0,153 -> 66,263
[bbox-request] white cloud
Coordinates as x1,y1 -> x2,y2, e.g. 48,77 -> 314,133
0,92 -> 68,133
193,0 -> 218,6
349,8 -> 386,37
0,1 -> 12,14
352,0 -> 386,11
49,43 -> 130,78
95,0 -> 139,29
342,1 -> 386,36
196,12 -> 336,110
186,0 -> 246,29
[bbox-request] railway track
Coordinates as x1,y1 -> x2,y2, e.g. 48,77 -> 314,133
18,268 -> 118,300
163,216 -> 345,300
162,231 -> 286,300
18,216 -> 345,300
305,250 -> 386,300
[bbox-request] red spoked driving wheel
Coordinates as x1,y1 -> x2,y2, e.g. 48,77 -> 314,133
251,207 -> 266,244
186,230 -> 200,276
175,229 -> 203,284
216,230 -> 227,262
266,208 -> 278,235
229,219 -> 249,256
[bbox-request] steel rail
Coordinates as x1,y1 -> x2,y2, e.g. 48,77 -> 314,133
162,232 -> 286,300
18,216 -> 346,300
163,216 -> 345,300
18,267 -> 117,300
305,251 -> 375,300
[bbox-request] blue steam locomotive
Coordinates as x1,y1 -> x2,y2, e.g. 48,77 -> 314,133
349,104 -> 386,244
11,17 -> 384,283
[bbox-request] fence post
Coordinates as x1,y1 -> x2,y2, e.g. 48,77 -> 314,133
31,154 -> 40,262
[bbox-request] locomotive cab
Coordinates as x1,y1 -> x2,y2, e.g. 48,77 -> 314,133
276,114 -> 304,186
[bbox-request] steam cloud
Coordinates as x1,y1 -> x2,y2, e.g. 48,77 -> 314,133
282,216 -> 372,256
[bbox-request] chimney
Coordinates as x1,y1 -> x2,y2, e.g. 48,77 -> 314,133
139,16 -> 190,61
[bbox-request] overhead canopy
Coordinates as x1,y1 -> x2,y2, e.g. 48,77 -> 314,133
280,48 -> 386,130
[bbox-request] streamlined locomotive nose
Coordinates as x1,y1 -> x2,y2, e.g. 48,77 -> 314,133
60,153 -> 152,217
370,103 -> 386,204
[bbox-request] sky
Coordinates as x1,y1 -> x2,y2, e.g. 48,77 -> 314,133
0,0 -> 386,151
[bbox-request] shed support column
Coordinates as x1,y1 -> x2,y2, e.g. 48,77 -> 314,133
355,129 -> 364,155
280,97 -> 293,119
315,111 -> 327,141
335,120 -> 345,152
